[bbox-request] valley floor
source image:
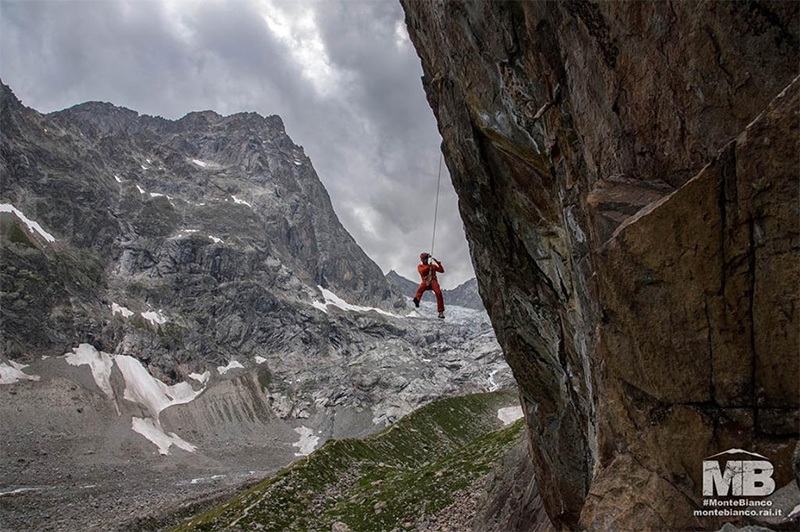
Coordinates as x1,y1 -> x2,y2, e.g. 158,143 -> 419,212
1,390 -> 525,532
0,434 -> 291,532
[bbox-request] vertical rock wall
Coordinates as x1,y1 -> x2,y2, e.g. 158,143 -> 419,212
400,1 -> 799,529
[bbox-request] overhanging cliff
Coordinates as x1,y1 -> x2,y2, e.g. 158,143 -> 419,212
401,1 -> 799,529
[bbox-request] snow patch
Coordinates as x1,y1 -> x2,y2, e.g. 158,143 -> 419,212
0,203 -> 56,242
487,369 -> 500,392
136,185 -> 146,194
191,159 -> 208,167
64,347 -> 204,454
131,417 -> 197,455
208,235 -> 223,244
141,310 -> 167,326
311,301 -> 328,313
217,360 -> 244,375
149,192 -> 164,198
111,303 -> 134,318
0,360 -> 41,385
497,406 -> 523,426
0,487 -> 46,497
316,286 -> 395,317
292,426 -> 319,456
62,345 -> 207,448
254,356 -> 267,365
189,371 -> 210,385
293,160 -> 302,166
114,174 -> 123,183
116,355 -> 203,420
231,195 -> 253,207
64,344 -> 114,399
190,474 -> 226,485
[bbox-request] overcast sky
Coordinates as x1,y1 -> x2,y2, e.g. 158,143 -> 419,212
0,0 -> 474,288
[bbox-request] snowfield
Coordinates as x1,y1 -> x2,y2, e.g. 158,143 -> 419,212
111,302 -> 135,318
314,286 -> 396,317
64,344 -> 115,399
0,361 -> 40,385
217,360 -> 244,375
62,344 -> 206,454
231,195 -> 253,207
141,310 -> 168,325
189,371 -> 211,384
292,426 -> 319,456
131,417 -> 197,455
0,203 -> 56,242
116,355 -> 203,419
497,406 -> 524,426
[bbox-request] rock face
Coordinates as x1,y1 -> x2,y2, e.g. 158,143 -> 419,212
0,80 -> 403,368
401,1 -> 799,530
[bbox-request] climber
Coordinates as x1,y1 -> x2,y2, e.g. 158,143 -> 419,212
412,252 -> 445,319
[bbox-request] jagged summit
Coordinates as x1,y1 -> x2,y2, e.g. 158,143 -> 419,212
176,108 -> 286,131
0,80 -> 34,136
0,80 -> 19,106
51,100 -> 150,136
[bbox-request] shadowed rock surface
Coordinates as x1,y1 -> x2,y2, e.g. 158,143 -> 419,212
401,1 -> 799,530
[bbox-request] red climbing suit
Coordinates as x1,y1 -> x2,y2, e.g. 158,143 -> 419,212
415,257 -> 445,312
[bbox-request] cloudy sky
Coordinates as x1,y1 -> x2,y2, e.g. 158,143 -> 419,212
0,0 -> 474,287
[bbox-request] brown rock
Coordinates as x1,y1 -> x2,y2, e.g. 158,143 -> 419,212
401,0 -> 799,530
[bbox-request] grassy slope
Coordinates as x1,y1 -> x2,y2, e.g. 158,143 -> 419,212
172,390 -> 524,532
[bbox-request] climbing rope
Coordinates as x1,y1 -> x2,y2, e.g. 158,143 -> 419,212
429,151 -> 443,259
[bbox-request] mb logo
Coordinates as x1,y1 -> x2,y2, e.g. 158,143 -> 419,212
703,448 -> 775,496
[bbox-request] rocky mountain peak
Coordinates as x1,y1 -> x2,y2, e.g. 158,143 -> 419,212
0,81 -> 34,137
51,100 -> 148,137
1,79 -> 408,368
0,81 -> 21,110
